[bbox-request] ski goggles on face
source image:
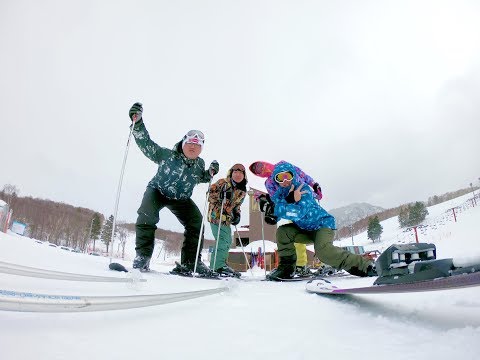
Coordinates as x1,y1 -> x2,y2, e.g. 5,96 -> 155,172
231,164 -> 245,173
184,130 -> 205,146
274,171 -> 294,184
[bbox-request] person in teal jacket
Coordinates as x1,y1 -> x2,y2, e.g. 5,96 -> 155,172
129,103 -> 219,274
253,161 -> 375,280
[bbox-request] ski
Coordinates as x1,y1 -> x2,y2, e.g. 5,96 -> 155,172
306,271 -> 480,295
0,261 -> 145,283
109,262 -> 222,280
0,286 -> 228,313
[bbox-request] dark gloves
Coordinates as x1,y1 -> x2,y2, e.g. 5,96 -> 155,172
129,102 -> 143,122
219,183 -> 233,201
285,190 -> 295,204
258,194 -> 278,225
209,160 -> 219,176
231,209 -> 240,226
313,182 -> 323,200
258,194 -> 272,213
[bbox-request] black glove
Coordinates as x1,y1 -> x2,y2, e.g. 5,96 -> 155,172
209,160 -> 219,176
264,207 -> 278,225
258,194 -> 272,213
258,194 -> 278,225
313,182 -> 323,200
129,102 -> 143,122
285,190 -> 295,204
231,209 -> 240,226
219,183 -> 233,201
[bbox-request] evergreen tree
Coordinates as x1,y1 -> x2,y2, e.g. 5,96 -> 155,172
101,215 -> 116,253
398,202 -> 429,228
367,215 -> 383,242
408,201 -> 429,226
88,212 -> 103,252
398,206 -> 409,228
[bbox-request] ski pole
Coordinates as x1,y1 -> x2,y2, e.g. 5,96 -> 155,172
234,225 -> 253,276
212,195 -> 226,271
193,178 -> 213,275
109,119 -> 137,263
260,211 -> 267,276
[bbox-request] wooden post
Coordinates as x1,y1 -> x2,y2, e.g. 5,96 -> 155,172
450,207 -> 457,222
413,226 -> 419,243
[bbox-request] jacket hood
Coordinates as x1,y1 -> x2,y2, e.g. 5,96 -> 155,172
272,162 -> 299,186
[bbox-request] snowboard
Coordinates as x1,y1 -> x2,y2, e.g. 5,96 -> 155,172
305,271 -> 480,295
249,161 -> 275,178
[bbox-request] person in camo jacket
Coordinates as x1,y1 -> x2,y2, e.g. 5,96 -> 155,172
207,163 -> 248,277
128,102 -> 219,275
250,160 -> 376,281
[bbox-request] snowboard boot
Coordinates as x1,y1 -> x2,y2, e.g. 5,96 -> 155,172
132,254 -> 151,272
295,265 -> 312,277
216,265 -> 241,278
313,264 -> 337,277
268,255 -> 296,281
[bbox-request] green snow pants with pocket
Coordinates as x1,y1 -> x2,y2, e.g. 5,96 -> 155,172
209,223 -> 232,270
276,223 -> 370,274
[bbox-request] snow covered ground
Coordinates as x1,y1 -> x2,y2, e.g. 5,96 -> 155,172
1,193 -> 479,360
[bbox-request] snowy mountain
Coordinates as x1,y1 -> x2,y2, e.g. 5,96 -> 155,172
0,192 -> 479,360
329,202 -> 385,228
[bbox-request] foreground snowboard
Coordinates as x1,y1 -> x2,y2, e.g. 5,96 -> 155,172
306,271 -> 480,295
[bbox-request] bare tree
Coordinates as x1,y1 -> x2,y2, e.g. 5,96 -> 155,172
1,184 -> 19,207
116,222 -> 128,259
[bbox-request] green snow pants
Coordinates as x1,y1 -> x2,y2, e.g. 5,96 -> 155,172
209,223 -> 232,270
276,223 -> 370,274
135,187 -> 204,264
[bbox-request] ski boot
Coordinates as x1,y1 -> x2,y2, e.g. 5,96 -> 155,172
185,260 -> 218,278
132,254 -> 151,272
216,265 -> 241,278
170,262 -> 193,277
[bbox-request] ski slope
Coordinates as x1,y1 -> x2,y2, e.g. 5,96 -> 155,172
0,193 -> 479,360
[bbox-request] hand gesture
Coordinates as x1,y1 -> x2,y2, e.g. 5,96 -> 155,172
289,183 -> 307,202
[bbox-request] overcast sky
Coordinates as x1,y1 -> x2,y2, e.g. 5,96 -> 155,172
1,1 -> 479,234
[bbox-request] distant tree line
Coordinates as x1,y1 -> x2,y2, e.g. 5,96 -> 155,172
1,184 -> 105,251
0,184 -> 214,254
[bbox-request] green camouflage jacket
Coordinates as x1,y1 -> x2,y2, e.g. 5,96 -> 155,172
132,121 -> 212,200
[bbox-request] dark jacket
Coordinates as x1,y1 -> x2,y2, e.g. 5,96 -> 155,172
132,121 -> 211,199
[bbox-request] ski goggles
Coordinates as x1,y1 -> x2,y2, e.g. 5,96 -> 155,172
274,171 -> 294,184
183,130 -> 205,146
231,164 -> 245,173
